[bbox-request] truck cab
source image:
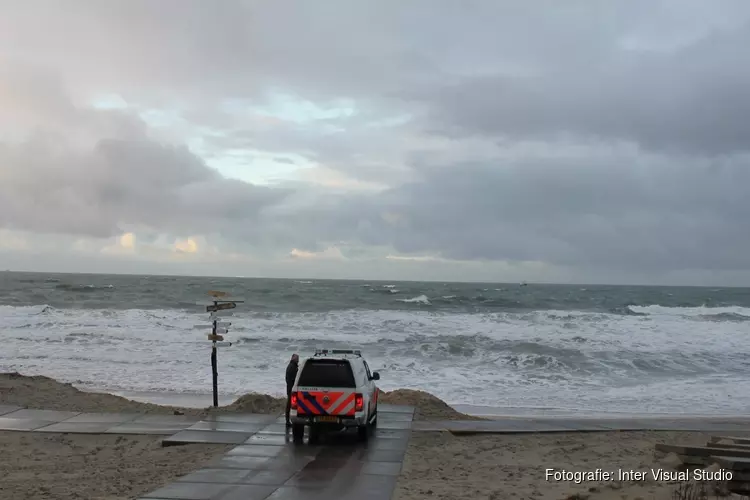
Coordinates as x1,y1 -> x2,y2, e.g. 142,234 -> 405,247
289,348 -> 380,442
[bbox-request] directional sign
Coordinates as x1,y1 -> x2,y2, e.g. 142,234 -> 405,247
194,322 -> 231,329
197,298 -> 244,306
215,341 -> 233,347
208,290 -> 228,297
206,302 -> 236,313
208,334 -> 224,342
209,311 -> 233,320
213,327 -> 228,334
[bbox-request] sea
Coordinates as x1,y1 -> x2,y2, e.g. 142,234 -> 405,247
2,271 -> 750,417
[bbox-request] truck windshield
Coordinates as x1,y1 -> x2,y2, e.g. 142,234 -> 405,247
297,359 -> 356,388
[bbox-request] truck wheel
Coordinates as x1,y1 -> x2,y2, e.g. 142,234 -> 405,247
308,424 -> 320,444
292,424 -> 304,443
357,424 -> 369,442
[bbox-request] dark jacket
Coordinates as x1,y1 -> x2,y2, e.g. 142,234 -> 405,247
285,360 -> 298,394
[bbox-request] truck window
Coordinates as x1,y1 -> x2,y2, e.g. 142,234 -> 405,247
297,359 -> 356,388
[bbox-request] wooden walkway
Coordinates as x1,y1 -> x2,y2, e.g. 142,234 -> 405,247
654,435 -> 750,495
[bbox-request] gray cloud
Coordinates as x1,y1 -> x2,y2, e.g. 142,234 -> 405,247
248,144 -> 750,273
378,151 -> 750,271
2,1 -> 750,282
409,21 -> 750,155
0,135 -> 291,238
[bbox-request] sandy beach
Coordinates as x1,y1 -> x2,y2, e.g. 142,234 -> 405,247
395,430 -> 738,500
0,373 -> 742,500
0,432 -> 231,500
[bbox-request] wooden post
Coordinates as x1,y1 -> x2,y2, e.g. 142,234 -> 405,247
211,310 -> 219,407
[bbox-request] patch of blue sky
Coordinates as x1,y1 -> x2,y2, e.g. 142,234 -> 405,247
188,136 -> 314,185
90,93 -> 129,110
221,92 -> 356,124
91,93 -> 188,129
138,108 -> 188,129
211,152 -> 316,185
89,92 -> 320,185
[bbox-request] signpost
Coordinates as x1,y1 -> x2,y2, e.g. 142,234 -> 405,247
201,291 -> 244,407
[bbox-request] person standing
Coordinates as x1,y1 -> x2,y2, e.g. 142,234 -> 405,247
285,353 -> 299,426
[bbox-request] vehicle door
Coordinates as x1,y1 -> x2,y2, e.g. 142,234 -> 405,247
363,359 -> 378,414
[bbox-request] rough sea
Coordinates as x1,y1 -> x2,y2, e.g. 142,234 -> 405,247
2,271 -> 750,416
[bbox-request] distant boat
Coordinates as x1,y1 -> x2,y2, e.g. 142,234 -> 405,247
519,282 -> 528,287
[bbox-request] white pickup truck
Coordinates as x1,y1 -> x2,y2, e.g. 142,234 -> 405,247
289,348 -> 381,442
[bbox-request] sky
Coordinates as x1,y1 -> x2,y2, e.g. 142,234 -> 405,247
1,0 -> 750,285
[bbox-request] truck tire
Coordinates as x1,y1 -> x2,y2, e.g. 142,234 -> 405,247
292,424 -> 304,443
357,424 -> 369,442
308,424 -> 320,444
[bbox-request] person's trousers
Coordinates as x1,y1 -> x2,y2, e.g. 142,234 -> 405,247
285,392 -> 292,423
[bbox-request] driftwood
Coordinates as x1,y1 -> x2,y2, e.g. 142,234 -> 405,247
709,435 -> 750,446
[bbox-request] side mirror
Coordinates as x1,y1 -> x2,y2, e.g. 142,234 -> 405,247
372,372 -> 380,381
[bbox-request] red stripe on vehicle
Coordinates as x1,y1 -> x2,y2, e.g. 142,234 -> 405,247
331,393 -> 355,415
320,392 -> 345,410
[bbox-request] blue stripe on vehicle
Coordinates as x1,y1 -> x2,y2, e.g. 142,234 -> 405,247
297,398 -> 314,415
301,391 -> 328,415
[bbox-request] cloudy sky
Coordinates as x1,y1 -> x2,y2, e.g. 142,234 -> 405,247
1,0 -> 750,285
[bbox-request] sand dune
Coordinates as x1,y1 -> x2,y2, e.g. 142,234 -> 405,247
0,372 -> 283,416
0,372 -> 476,420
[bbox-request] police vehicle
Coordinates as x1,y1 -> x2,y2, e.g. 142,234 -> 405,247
289,348 -> 380,442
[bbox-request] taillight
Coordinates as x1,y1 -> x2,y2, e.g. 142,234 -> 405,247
290,392 -> 298,409
354,393 -> 363,412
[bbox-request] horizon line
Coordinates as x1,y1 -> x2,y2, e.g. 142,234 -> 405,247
1,269 -> 747,289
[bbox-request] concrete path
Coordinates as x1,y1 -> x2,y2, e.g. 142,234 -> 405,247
140,404 -> 415,500
0,404 -> 208,434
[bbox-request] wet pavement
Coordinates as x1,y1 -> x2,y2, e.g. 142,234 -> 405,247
140,404 -> 415,500
0,406 -> 203,434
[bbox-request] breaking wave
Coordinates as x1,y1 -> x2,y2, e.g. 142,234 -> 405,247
55,283 -> 115,292
397,294 -> 431,305
3,300 -> 750,415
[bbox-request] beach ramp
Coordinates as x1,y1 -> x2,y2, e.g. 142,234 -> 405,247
139,404 -> 415,500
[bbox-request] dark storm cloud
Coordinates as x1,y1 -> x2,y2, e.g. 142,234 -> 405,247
410,21 -> 750,155
262,146 -> 750,272
379,153 -> 750,271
